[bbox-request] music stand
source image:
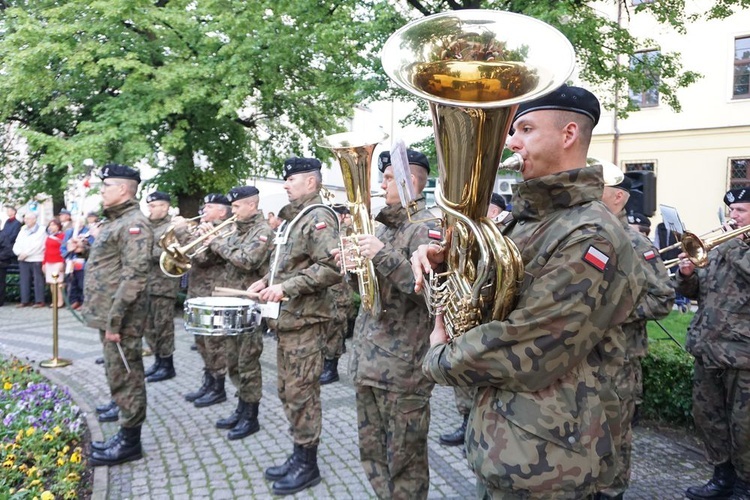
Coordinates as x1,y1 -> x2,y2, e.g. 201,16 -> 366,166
660,204 -> 686,242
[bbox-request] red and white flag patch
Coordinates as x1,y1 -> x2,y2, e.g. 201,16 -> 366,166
259,235 -> 268,242
315,222 -> 327,230
643,249 -> 657,261
583,245 -> 610,272
128,227 -> 141,235
428,229 -> 442,240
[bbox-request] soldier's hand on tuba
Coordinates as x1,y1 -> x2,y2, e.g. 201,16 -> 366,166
356,234 -> 384,260
410,243 -> 445,294
429,314 -> 449,346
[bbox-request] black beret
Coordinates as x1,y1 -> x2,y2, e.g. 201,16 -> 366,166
146,191 -> 171,203
627,212 -> 651,228
99,163 -> 141,183
59,209 -> 71,215
227,186 -> 260,203
378,149 -> 430,173
283,157 -> 322,180
490,193 -> 506,210
724,186 -> 750,206
612,175 -> 631,194
514,84 -> 601,127
332,204 -> 350,215
203,193 -> 231,206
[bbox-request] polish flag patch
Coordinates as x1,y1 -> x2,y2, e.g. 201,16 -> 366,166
643,249 -> 657,261
583,245 -> 609,272
428,229 -> 442,240
128,227 -> 141,235
315,222 -> 327,230
259,235 -> 268,242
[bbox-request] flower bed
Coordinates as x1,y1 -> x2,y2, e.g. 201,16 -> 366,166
0,357 -> 90,499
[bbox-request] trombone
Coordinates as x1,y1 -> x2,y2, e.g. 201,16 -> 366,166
659,220 -> 736,257
159,215 -> 237,277
663,221 -> 750,268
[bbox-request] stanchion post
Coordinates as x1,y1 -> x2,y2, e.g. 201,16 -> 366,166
40,273 -> 72,368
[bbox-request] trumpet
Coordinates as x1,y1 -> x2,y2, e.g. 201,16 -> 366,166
159,215 -> 237,277
663,221 -> 750,268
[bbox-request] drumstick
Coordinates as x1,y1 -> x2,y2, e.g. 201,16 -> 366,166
213,287 -> 289,301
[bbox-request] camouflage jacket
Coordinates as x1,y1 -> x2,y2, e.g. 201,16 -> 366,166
173,218 -> 228,299
148,215 -> 180,299
82,199 -> 153,334
264,192 -> 340,331
423,166 -> 646,496
620,212 -> 675,359
350,200 -> 436,396
210,212 -> 273,289
675,237 -> 750,369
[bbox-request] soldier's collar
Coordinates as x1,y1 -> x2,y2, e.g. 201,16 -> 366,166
512,167 -> 603,220
102,198 -> 140,220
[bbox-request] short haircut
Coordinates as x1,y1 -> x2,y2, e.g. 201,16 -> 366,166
304,170 -> 323,189
555,111 -> 593,150
410,164 -> 428,193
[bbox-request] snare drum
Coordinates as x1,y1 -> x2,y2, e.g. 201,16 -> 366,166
184,297 -> 261,336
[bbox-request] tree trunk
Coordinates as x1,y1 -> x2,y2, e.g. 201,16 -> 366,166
176,192 -> 202,218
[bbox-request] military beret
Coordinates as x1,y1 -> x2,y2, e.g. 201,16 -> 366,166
514,84 -> 601,127
59,209 -> 71,215
283,157 -> 322,180
378,149 -> 430,173
612,175 -> 631,194
99,163 -> 141,183
332,204 -> 350,215
490,193 -> 506,210
724,186 -> 750,206
146,191 -> 171,203
227,186 -> 260,203
203,193 -> 231,206
627,212 -> 651,228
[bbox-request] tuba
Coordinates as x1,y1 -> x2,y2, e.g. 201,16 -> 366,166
381,10 -> 575,338
319,130 -> 388,315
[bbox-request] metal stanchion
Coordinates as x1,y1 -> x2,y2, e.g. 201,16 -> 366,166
40,272 -> 72,368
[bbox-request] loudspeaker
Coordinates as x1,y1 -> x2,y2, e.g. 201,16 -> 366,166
624,171 -> 656,216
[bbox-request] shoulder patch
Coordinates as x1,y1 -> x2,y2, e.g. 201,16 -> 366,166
128,227 -> 141,235
643,249 -> 657,261
259,235 -> 268,242
315,221 -> 327,230
583,245 -> 610,272
428,229 -> 442,240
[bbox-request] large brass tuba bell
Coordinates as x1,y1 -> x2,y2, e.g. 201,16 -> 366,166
319,130 -> 388,316
381,10 -> 575,338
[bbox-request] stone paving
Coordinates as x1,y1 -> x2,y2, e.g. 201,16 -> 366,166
0,304 -> 712,499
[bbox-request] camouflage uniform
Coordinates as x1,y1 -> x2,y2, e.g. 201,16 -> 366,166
265,192 -> 340,447
675,237 -> 750,483
144,215 -> 180,358
350,200 -> 436,499
452,386 -> 474,417
423,166 -> 646,499
82,198 -> 153,429
210,212 -> 273,404
601,212 -> 675,497
324,279 -> 355,360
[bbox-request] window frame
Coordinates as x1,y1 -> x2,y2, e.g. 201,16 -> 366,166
728,157 -> 750,189
629,50 -> 660,108
733,35 -> 750,99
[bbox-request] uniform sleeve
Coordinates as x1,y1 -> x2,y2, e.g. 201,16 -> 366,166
211,227 -> 273,273
632,237 -> 675,321
424,230 -> 626,393
108,219 -> 153,333
371,223 -> 429,303
674,269 -> 700,298
721,239 -> 750,281
282,209 -> 341,297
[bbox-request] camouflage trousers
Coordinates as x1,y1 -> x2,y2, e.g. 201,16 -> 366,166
453,386 -> 474,416
99,328 -> 146,428
324,310 -> 347,360
355,385 -> 430,500
143,295 -> 176,358
195,335 -> 227,378
476,482 -> 599,500
693,360 -> 750,480
276,322 -> 325,446
226,328 -> 263,403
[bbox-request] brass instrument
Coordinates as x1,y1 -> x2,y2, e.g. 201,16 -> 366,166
319,130 -> 388,315
382,10 -> 575,339
663,222 -> 750,268
659,220 -> 736,257
159,215 -> 237,278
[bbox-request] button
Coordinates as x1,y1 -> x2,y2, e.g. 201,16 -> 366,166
568,436 -> 576,445
497,401 -> 503,409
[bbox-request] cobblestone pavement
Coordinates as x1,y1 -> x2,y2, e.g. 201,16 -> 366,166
0,305 -> 711,499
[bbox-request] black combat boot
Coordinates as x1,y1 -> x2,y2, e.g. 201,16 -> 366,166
686,462 -> 736,500
194,375 -> 226,408
185,372 -> 214,402
319,358 -> 339,385
272,444 -> 321,495
91,429 -> 123,451
228,401 -> 260,440
144,356 -> 161,378
95,400 -> 116,414
147,355 -> 176,383
97,404 -> 120,423
730,478 -> 750,500
216,399 -> 246,429
439,414 -> 468,446
265,444 -> 301,481
89,426 -> 143,466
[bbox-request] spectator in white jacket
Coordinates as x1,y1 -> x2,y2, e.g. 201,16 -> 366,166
13,212 -> 47,307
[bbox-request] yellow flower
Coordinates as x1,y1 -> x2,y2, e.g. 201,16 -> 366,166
41,491 -> 55,500
29,479 -> 41,487
15,430 -> 23,442
64,472 -> 80,482
19,464 -> 28,473
26,466 -> 37,477
70,451 -> 81,464
43,433 -> 54,441
57,457 -> 66,466
52,426 -> 62,436
62,445 -> 70,454
2,460 -> 13,468
25,427 -> 36,436
63,491 -> 77,500
3,381 -> 11,390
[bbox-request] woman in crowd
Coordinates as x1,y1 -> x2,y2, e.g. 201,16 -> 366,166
43,218 -> 65,307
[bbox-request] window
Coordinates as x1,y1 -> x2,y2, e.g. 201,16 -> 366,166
629,50 -> 660,108
624,161 -> 655,173
734,36 -> 750,98
729,158 -> 750,189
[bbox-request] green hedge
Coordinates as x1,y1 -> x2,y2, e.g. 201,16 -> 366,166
641,339 -> 695,427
